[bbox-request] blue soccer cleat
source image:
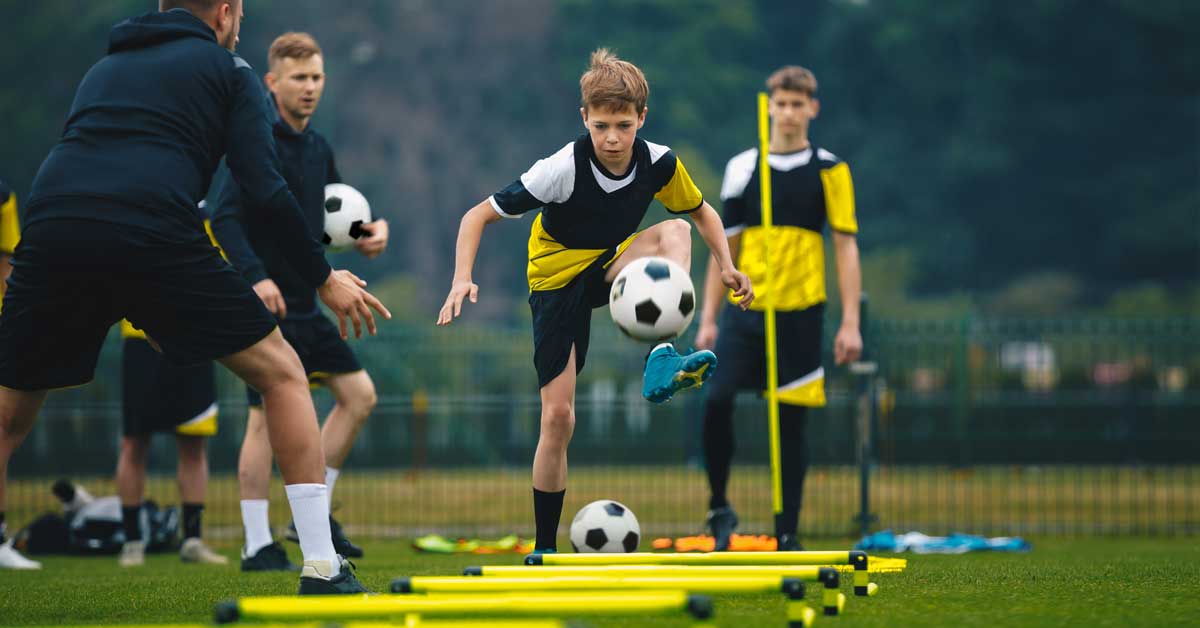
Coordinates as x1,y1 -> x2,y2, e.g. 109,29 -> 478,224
642,345 -> 717,404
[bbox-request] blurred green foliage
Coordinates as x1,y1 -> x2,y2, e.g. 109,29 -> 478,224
0,0 -> 1195,321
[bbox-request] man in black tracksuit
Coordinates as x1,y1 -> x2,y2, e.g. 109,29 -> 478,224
210,32 -> 388,571
0,1 -> 387,592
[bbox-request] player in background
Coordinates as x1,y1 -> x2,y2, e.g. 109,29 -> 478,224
0,1 -> 389,593
209,32 -> 388,571
438,49 -> 753,554
114,208 -> 228,568
695,66 -> 862,551
0,178 -> 39,570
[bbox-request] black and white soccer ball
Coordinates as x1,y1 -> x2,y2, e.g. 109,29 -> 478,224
609,256 -> 696,342
323,183 -> 372,249
569,499 -> 641,553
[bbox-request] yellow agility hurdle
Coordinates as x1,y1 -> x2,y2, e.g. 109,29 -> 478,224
525,549 -> 878,596
214,591 -> 712,625
392,574 -> 823,623
70,623 -> 567,628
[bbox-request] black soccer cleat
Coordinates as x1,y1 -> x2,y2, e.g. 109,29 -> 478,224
705,505 -> 739,552
241,541 -> 299,572
286,515 -> 364,558
298,556 -> 370,595
776,533 -> 805,552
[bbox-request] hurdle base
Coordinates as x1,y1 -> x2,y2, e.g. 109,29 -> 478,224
213,601 -> 239,625
463,566 -> 483,576
787,600 -> 816,628
822,592 -> 847,616
687,594 -> 714,619
855,582 -> 879,596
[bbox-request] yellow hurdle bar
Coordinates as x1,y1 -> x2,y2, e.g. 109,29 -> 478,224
526,549 -> 879,597
65,624 -> 567,628
214,591 -> 712,625
466,565 -> 825,579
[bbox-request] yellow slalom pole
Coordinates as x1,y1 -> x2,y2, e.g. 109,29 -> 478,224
758,91 -> 783,515
392,575 -> 803,597
215,591 -> 711,624
529,549 -> 856,566
467,565 -> 824,579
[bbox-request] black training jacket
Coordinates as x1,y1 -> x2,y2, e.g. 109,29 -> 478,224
25,8 -> 329,287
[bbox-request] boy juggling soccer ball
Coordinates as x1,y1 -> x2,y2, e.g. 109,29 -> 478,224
695,66 -> 862,551
437,49 -> 754,553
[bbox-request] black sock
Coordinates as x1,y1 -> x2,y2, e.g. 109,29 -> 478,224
532,488 -> 565,551
0,511 -> 7,543
122,505 -> 142,542
703,397 -> 736,510
183,503 -> 204,540
774,405 -> 809,538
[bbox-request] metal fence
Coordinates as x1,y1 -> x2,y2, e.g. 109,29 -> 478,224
7,315 -> 1200,539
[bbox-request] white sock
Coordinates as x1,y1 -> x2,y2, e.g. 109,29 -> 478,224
285,483 -> 339,576
324,466 -> 341,505
240,499 -> 273,556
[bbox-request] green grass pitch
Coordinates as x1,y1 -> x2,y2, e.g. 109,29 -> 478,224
1,537 -> 1197,627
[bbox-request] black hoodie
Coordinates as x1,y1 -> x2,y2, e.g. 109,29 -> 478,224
25,8 -> 330,288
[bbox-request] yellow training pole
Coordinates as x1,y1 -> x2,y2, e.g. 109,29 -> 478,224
467,565 -> 824,579
529,549 -> 857,566
215,591 -> 711,624
392,575 -> 804,597
758,91 -> 783,515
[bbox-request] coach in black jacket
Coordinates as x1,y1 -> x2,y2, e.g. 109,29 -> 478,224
0,1 -> 385,592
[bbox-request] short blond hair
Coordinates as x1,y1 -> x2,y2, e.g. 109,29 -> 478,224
268,32 -> 322,70
580,48 -> 649,114
767,66 -> 818,97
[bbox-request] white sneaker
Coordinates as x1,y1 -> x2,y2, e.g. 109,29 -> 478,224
180,537 -> 229,565
0,539 -> 42,570
118,540 -> 145,567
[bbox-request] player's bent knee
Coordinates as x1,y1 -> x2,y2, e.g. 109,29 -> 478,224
540,402 -> 575,436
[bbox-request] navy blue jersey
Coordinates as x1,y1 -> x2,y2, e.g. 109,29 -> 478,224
209,105 -> 341,319
24,9 -> 330,288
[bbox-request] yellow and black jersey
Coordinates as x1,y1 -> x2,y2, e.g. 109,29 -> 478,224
0,180 -> 19,256
490,135 -> 704,291
720,146 -> 857,312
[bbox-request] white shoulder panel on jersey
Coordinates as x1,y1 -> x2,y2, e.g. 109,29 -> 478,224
644,140 -> 672,164
720,148 -> 758,201
817,148 -> 840,163
520,142 -> 576,205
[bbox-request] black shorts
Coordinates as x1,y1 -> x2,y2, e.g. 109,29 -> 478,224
528,252 -> 614,389
0,217 -> 277,391
246,314 -> 362,406
704,303 -> 826,407
122,338 -> 217,437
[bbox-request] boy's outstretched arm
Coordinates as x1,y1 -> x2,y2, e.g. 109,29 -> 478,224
695,232 -> 740,350
690,202 -> 754,310
437,200 -> 503,325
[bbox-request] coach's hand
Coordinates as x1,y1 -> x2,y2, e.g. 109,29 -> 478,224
253,279 -> 288,319
436,279 -> 478,326
834,324 -> 863,366
695,320 -> 719,351
722,268 -> 754,310
318,269 -> 392,339
355,219 -> 390,259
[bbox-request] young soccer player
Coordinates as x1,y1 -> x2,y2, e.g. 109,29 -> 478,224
695,66 -> 862,551
0,1 -> 388,592
209,32 -> 387,571
0,178 -> 38,571
115,211 -> 227,568
438,49 -> 754,553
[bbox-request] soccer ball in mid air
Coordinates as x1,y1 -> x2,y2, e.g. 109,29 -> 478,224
569,499 -> 641,553
609,256 -> 696,342
323,183 -> 372,249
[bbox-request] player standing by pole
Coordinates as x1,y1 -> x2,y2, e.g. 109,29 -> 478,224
696,66 -> 862,551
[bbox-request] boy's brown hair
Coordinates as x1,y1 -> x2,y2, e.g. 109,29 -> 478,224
268,32 -> 323,69
766,65 -> 818,97
580,48 -> 649,114
159,0 -> 237,15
